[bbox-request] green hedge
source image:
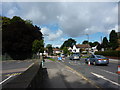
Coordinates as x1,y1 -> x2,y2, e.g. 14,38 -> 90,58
94,50 -> 120,57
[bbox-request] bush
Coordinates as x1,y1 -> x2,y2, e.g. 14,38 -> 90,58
94,50 -> 120,57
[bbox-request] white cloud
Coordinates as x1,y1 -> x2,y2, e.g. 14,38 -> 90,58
3,2 -> 118,37
7,9 -> 14,15
107,25 -> 118,34
60,38 -> 67,41
41,27 -> 63,41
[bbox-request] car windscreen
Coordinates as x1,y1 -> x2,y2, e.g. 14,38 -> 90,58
96,55 -> 106,58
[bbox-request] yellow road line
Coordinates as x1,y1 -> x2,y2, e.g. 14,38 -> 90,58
65,65 -> 102,89
5,73 -> 21,76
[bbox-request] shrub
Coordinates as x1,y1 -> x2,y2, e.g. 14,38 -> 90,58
94,50 -> 120,57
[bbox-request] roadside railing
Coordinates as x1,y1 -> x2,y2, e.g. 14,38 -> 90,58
2,55 -> 44,89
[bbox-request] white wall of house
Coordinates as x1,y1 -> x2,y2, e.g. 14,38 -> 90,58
72,45 -> 80,53
53,50 -> 61,54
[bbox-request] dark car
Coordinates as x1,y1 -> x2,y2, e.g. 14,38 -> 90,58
69,53 -> 81,60
85,55 -> 109,65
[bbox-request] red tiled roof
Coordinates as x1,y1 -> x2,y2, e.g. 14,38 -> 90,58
53,48 -> 60,51
75,44 -> 91,48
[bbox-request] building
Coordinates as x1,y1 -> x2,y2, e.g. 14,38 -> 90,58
53,48 -> 61,55
69,44 -> 91,53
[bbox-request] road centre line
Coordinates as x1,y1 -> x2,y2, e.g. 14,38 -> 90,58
98,69 -> 118,76
91,72 -> 120,86
0,75 -> 14,85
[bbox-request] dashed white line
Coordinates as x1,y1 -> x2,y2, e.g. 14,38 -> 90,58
0,75 -> 14,85
99,69 -> 118,76
91,72 -> 120,86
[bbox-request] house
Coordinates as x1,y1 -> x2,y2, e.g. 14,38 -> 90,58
53,48 -> 61,55
91,45 -> 98,52
69,44 -> 91,53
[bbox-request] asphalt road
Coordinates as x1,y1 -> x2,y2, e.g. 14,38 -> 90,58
57,57 -> 120,89
0,60 -> 35,86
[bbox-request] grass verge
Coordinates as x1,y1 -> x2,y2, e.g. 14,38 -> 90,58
48,58 -> 56,62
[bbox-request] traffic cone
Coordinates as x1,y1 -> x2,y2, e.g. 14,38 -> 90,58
116,65 -> 120,74
88,60 -> 91,66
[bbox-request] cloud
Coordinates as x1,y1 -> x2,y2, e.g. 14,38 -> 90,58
41,27 -> 63,41
2,2 -> 118,37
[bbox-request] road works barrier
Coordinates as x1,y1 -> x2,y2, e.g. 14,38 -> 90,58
2,56 -> 44,89
117,65 -> 120,74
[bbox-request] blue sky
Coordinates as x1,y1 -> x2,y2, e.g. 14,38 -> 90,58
1,1 -> 119,47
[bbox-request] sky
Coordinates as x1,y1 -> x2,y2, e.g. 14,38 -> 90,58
1,0 -> 119,47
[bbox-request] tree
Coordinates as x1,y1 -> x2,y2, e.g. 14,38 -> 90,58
2,16 -> 43,60
101,37 -> 109,50
32,40 -> 44,54
82,40 -> 88,44
46,44 -> 53,55
60,38 -> 76,49
63,47 -> 70,55
96,43 -> 102,51
109,30 -> 119,50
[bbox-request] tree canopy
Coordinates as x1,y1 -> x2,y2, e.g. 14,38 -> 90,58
109,30 -> 119,50
2,16 -> 43,60
46,44 -> 53,55
60,38 -> 76,49
101,37 -> 109,50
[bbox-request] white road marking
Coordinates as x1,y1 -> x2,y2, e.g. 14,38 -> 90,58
91,72 -> 120,86
99,69 -> 118,76
0,75 -> 14,85
110,59 -> 119,62
27,63 -> 34,69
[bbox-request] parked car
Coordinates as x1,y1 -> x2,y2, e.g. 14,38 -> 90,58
60,54 -> 65,58
85,55 -> 109,65
69,53 -> 81,60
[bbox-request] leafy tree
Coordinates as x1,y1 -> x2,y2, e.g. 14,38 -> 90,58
96,43 -> 102,51
46,44 -> 53,55
94,41 -> 99,46
82,40 -> 88,44
63,47 -> 70,55
109,30 -> 119,50
32,40 -> 44,54
101,37 -> 109,50
61,38 -> 76,49
2,16 -> 43,60
83,41 -> 99,47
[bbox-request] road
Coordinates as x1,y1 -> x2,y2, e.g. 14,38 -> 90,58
54,57 -> 120,89
0,60 -> 35,86
0,57 -> 119,89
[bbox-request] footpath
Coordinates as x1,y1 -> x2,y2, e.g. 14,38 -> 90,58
40,59 -> 97,88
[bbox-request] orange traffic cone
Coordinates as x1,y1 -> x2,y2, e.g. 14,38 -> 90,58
117,65 -> 120,74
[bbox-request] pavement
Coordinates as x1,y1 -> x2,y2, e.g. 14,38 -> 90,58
41,59 -> 97,88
